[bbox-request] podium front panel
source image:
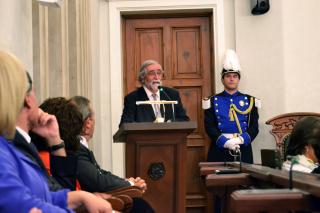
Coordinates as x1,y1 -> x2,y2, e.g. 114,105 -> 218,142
114,122 -> 197,213
126,132 -> 187,213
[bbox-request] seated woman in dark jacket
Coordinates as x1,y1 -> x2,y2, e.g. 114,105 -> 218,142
282,116 -> 320,174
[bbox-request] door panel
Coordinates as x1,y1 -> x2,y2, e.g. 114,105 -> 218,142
124,15 -> 214,213
172,27 -> 201,78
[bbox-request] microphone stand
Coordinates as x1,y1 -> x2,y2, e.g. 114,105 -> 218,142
171,103 -> 175,121
216,147 -> 241,174
233,147 -> 242,172
224,149 -> 227,167
238,148 -> 242,172
162,103 -> 166,121
159,86 -> 175,121
287,156 -> 298,190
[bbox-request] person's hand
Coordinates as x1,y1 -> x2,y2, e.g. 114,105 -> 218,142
133,177 -> 147,192
32,109 -> 61,146
29,208 -> 42,213
93,192 -> 112,200
228,137 -> 243,145
68,191 -> 112,213
223,139 -> 240,151
126,177 -> 135,183
82,193 -> 112,213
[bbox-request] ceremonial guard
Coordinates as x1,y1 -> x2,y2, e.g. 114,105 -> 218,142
203,49 -> 260,163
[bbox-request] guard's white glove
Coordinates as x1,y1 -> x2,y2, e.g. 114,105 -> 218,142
223,139 -> 241,151
228,137 -> 244,145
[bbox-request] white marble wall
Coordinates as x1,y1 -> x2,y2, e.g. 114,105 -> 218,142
0,0 -> 33,75
282,1 -> 320,112
234,0 -> 320,163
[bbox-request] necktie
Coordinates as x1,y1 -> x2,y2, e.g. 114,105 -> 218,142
152,93 -> 161,118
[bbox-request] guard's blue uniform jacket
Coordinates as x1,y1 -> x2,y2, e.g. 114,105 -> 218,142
204,91 -> 259,163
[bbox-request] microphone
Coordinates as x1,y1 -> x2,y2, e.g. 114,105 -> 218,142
236,147 -> 242,172
158,86 -> 175,121
216,146 -> 241,174
287,155 -> 299,189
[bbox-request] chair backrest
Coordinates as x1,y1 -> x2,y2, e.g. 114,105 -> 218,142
265,112 -> 320,161
260,149 -> 282,169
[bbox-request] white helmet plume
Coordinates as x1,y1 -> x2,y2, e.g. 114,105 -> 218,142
221,49 -> 241,77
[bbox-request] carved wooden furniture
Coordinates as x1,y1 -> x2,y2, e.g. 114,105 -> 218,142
265,112 -> 320,160
238,163 -> 320,197
230,163 -> 320,212
107,185 -> 143,212
108,185 -> 143,198
199,162 -> 227,176
206,173 -> 251,213
116,195 -> 133,212
199,162 -> 320,212
107,196 -> 125,212
114,121 -> 197,213
94,186 -> 140,213
230,189 -> 310,213
199,162 -> 227,213
199,162 -> 251,213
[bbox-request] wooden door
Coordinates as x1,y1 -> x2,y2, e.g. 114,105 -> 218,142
124,15 -> 214,213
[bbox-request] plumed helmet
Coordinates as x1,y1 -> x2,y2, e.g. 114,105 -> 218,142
221,49 -> 241,78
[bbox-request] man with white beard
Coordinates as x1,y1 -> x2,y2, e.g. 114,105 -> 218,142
119,60 -> 189,125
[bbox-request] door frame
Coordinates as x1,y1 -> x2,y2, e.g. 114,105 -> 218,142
108,0 -> 228,177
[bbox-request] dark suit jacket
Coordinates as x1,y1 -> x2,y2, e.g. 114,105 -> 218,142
119,86 -> 190,126
76,144 -> 131,192
13,131 -> 77,191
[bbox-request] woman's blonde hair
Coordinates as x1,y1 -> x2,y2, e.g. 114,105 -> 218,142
0,51 -> 28,138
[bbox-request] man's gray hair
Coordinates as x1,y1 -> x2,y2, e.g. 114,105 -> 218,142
70,96 -> 91,121
138,59 -> 162,84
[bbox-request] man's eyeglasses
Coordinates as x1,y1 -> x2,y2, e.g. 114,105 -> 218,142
147,70 -> 164,77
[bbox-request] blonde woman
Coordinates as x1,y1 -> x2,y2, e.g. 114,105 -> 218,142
0,51 -> 112,213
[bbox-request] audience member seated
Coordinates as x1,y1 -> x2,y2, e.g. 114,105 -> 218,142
282,116 -> 320,174
31,97 -> 84,190
13,71 -> 80,191
0,51 -> 112,212
70,96 -> 155,213
38,96 -> 137,212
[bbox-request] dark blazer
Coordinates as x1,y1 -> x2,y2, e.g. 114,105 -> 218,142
76,144 -> 131,192
13,131 -> 77,191
119,86 -> 189,126
76,144 -> 155,212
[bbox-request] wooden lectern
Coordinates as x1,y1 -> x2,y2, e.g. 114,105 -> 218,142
113,122 -> 197,213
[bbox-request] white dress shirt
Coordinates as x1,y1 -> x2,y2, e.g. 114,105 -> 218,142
79,136 -> 89,149
16,127 -> 31,144
143,86 -> 161,116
